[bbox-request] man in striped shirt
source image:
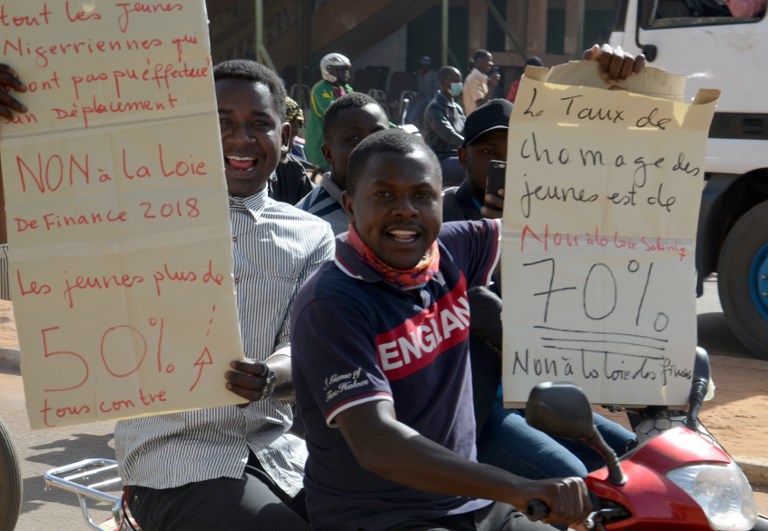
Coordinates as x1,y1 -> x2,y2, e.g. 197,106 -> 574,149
297,93 -> 390,235
114,60 -> 334,530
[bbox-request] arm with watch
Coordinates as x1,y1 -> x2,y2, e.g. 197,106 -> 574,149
225,348 -> 294,402
225,215 -> 335,404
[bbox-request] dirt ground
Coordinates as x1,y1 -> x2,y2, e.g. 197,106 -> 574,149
598,341 -> 768,471
599,309 -> 768,514
1,299 -> 766,517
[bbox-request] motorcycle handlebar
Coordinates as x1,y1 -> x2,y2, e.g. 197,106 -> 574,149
686,347 -> 712,430
525,499 -> 549,521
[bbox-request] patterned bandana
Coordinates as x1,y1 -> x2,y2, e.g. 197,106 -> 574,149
332,85 -> 347,99
346,224 -> 440,289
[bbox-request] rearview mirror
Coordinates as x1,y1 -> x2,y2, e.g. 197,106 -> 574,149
526,381 -> 627,485
526,382 -> 596,441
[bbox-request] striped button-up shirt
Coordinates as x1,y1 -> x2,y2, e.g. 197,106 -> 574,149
115,187 -> 335,496
295,172 -> 348,236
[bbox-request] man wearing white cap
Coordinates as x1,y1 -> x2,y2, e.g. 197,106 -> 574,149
306,53 -> 353,167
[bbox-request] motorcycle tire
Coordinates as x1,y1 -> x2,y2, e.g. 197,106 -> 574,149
0,415 -> 22,531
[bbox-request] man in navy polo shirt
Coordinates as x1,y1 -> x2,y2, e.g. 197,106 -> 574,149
291,129 -> 589,531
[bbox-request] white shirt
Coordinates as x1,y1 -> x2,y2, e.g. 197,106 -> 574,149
115,187 -> 334,496
463,67 -> 489,116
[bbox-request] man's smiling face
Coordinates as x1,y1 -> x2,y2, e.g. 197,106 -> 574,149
344,149 -> 442,270
216,78 -> 289,197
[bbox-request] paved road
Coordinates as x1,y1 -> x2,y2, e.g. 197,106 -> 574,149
0,276 -> 765,530
0,366 -> 117,530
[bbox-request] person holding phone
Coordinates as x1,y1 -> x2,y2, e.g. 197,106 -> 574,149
443,98 -> 637,483
463,49 -> 501,116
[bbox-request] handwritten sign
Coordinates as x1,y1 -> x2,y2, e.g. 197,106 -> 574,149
501,62 -> 719,407
0,1 -> 245,428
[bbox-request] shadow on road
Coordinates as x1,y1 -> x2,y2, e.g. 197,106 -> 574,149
697,311 -> 759,361
21,432 -> 118,516
0,361 -> 20,376
27,433 -> 115,466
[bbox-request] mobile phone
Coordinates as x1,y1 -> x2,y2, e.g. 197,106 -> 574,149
485,160 -> 507,214
486,160 -> 506,198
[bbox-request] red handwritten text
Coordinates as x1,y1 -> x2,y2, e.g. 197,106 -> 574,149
116,2 -> 183,33
63,272 -> 145,309
17,270 -> 52,297
0,3 -> 52,27
16,152 -> 90,194
40,388 -> 167,426
113,60 -> 208,96
153,260 -> 225,296
2,36 -> 163,69
122,144 -> 207,179
52,93 -> 179,129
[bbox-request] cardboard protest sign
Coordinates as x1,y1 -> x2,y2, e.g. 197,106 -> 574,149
501,61 -> 719,407
0,1 -> 245,428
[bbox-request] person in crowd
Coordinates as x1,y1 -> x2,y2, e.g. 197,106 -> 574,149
655,0 -> 764,16
725,0 -> 766,16
271,97 -> 316,204
291,129 -> 590,531
0,59 -> 334,529
506,56 -> 544,104
305,52 -> 353,168
296,92 -> 389,235
405,55 -> 439,129
291,45 -> 644,531
285,95 -> 308,160
0,65 -> 22,302
464,49 -> 501,116
115,60 -> 333,530
114,59 -> 335,530
445,98 -> 636,481
114,60 -> 334,530
422,65 -> 467,188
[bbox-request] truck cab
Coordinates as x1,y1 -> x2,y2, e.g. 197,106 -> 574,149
610,0 -> 768,359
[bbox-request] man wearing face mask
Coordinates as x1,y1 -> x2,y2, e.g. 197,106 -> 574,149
422,65 -> 466,187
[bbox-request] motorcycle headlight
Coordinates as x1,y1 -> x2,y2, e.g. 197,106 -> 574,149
666,461 -> 757,531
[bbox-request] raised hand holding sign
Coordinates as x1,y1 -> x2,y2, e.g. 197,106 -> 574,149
501,61 -> 719,407
0,1 -> 244,428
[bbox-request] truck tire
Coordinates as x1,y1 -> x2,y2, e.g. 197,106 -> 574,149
0,416 -> 22,531
717,201 -> 768,360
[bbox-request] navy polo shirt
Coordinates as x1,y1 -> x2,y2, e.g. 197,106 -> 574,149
291,219 -> 501,530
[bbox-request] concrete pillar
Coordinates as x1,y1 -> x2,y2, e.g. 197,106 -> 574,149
468,0 -> 488,61
564,0 -> 586,56
526,0 -> 548,57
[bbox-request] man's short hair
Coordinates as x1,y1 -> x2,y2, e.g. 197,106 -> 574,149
322,92 -> 387,138
473,49 -> 491,62
347,129 -> 440,196
213,59 -> 287,121
438,66 -> 460,82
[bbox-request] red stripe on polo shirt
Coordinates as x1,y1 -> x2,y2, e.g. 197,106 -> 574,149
376,278 -> 470,381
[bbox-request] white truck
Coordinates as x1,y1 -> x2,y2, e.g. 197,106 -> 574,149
610,0 -> 768,360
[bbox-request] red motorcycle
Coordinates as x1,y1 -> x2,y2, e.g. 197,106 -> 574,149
524,348 -> 768,530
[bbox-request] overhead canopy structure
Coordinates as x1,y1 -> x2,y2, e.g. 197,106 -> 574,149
208,0 -> 596,75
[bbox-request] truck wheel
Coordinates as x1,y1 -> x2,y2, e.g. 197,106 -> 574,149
0,416 -> 22,531
717,201 -> 768,360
